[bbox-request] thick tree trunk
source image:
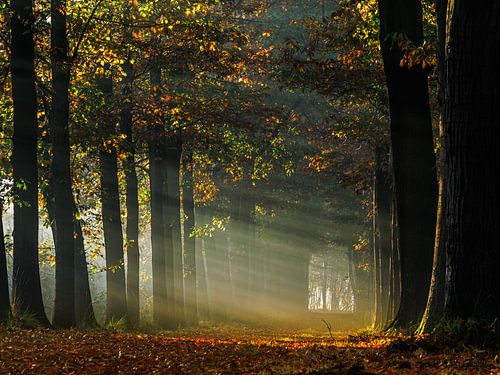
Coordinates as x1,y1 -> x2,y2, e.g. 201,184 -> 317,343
73,199 -> 98,327
10,0 -> 49,325
121,59 -> 140,326
442,1 -> 500,322
50,0 -> 76,328
418,0 -> 447,333
378,0 -> 438,329
97,75 -> 128,323
0,202 -> 10,322
166,136 -> 183,326
182,149 -> 197,326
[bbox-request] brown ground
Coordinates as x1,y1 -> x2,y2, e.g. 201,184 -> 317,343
0,325 -> 498,374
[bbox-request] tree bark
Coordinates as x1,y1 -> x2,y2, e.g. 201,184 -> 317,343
149,140 -> 168,327
121,2 -> 139,327
418,0 -> 447,333
97,74 -> 128,323
121,59 -> 140,327
165,135 -> 183,326
195,205 -> 210,320
0,201 -> 10,322
374,147 -> 392,327
10,0 -> 50,325
442,0 -> 500,322
372,179 -> 382,327
378,0 -> 438,329
388,194 -> 401,321
50,0 -> 76,328
73,199 -> 98,327
181,148 -> 197,326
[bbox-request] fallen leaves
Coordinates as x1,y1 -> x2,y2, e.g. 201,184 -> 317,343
0,326 -> 498,374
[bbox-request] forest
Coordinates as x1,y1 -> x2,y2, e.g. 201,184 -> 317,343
0,0 -> 499,373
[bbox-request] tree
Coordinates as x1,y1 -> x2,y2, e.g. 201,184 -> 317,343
182,147 -> 197,326
73,200 -> 98,327
50,0 -> 76,328
418,0 -> 447,333
10,0 -> 49,325
378,0 -> 438,329
0,199 -> 9,322
441,0 -> 500,323
97,73 -> 128,323
120,6 -> 140,326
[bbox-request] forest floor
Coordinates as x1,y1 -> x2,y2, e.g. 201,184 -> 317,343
0,324 -> 499,374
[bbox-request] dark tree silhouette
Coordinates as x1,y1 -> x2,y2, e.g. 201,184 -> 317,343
378,0 -> 438,329
10,0 -> 49,325
97,73 -> 128,323
182,148 -> 197,326
0,201 -> 10,322
50,0 -> 76,328
442,0 -> 500,323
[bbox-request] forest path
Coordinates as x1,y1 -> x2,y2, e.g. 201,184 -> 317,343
0,325 -> 498,374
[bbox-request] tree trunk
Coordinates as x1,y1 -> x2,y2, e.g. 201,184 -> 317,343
121,59 -> 140,326
181,148 -> 197,326
378,0 -> 438,329
442,1 -> 500,322
418,0 -> 447,333
0,201 -> 10,322
166,136 -> 183,326
195,206 -> 210,320
372,180 -> 382,327
388,194 -> 401,321
10,0 -> 50,325
97,74 -> 128,323
73,199 -> 98,327
149,140 -> 169,327
121,2 -> 139,327
374,147 -> 392,327
50,0 -> 76,328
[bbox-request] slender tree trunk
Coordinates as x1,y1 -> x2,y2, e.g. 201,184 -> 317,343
181,149 -> 197,326
372,180 -> 382,327
97,74 -> 128,323
149,140 -> 168,327
238,189 -> 253,311
195,205 -> 209,320
166,136 -> 183,326
73,199 -> 98,327
0,201 -> 10,322
161,149 -> 177,328
204,216 -> 224,320
121,2 -> 139,327
378,0 -> 438,329
121,59 -> 140,327
374,147 -> 392,327
418,0 -> 447,333
389,195 -> 401,320
10,0 -> 50,325
50,0 -> 76,328
442,1 -> 500,322
148,64 -> 171,328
